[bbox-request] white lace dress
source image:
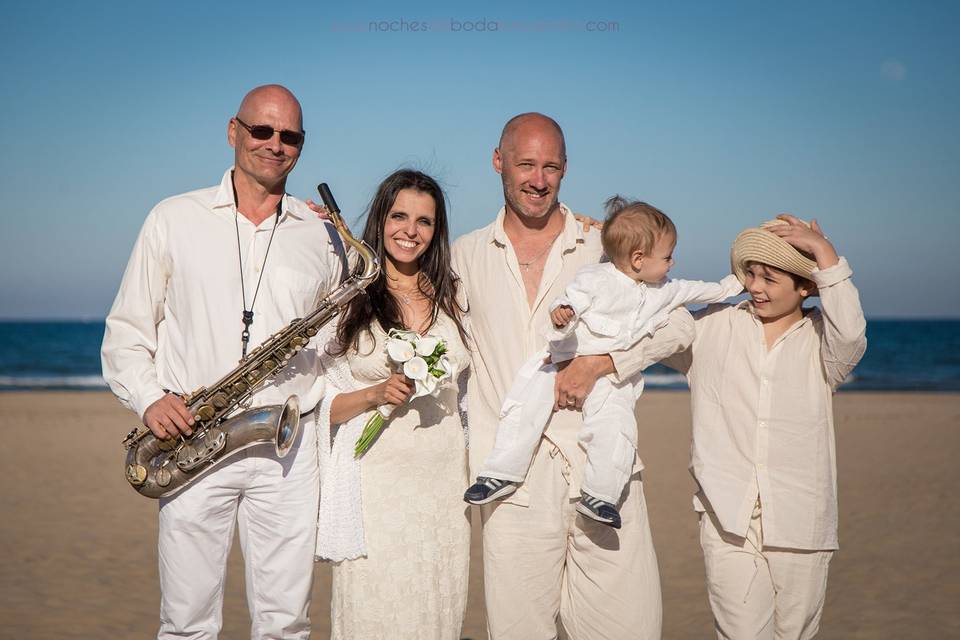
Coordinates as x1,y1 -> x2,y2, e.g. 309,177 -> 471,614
318,313 -> 471,640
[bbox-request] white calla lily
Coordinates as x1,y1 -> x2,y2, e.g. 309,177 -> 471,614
386,337 -> 416,363
415,335 -> 440,357
436,355 -> 453,381
415,373 -> 439,398
355,332 -> 452,458
389,328 -> 419,342
403,356 -> 429,381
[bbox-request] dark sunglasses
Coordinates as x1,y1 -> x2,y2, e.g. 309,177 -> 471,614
234,117 -> 305,146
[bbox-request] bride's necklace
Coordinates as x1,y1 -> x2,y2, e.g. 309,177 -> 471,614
386,277 -> 425,307
391,286 -> 421,306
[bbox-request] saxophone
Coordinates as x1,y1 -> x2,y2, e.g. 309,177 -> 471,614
121,183 -> 378,499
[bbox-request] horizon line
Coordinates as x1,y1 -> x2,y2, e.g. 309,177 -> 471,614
2,315 -> 960,323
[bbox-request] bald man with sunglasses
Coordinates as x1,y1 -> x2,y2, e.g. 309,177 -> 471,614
102,85 -> 346,639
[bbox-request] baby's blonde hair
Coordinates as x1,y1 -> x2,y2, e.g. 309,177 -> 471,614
601,196 -> 677,262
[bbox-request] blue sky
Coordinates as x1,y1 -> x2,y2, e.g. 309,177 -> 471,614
1,0 -> 957,319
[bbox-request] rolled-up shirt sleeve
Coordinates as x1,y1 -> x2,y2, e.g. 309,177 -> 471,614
610,307 -> 695,382
101,211 -> 169,419
811,257 -> 867,390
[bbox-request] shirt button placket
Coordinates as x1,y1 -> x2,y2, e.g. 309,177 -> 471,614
756,353 -> 776,516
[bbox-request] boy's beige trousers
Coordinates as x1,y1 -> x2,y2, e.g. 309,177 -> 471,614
700,501 -> 833,639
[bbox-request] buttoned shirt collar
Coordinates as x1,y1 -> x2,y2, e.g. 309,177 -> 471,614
211,167 -> 306,223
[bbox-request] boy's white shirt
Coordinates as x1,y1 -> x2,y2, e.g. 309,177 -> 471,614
663,257 -> 867,550
546,262 -> 743,365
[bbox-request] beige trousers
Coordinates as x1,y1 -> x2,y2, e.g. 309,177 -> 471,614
699,502 -> 833,640
480,442 -> 662,640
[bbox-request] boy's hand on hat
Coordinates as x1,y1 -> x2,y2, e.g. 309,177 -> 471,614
771,214 -> 839,269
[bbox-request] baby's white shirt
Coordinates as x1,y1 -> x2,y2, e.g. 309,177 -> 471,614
546,262 -> 743,363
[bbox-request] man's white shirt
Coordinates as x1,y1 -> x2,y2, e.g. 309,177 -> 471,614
102,168 -> 344,419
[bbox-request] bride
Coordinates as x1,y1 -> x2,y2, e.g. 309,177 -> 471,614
314,169 -> 471,639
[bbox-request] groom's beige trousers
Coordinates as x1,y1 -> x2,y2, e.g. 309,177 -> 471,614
480,441 -> 662,640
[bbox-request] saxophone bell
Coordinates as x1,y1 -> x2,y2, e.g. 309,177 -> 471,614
275,395 -> 301,458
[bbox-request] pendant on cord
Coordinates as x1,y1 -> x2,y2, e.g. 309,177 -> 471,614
241,310 -> 255,358
231,170 -> 282,361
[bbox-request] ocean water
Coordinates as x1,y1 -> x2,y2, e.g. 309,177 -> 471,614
0,320 -> 958,392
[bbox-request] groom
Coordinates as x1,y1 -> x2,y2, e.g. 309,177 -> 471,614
452,112 -> 694,639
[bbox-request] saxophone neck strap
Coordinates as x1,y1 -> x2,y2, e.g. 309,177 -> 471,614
231,171 -> 282,358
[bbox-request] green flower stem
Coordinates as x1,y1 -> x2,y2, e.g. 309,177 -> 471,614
355,411 -> 386,458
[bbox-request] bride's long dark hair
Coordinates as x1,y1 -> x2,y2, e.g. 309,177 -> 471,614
334,169 -> 468,354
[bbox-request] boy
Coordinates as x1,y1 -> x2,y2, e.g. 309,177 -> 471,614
665,215 -> 866,638
464,197 -> 743,527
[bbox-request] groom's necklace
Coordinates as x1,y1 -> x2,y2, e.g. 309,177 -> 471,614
233,173 -> 282,358
517,239 -> 555,271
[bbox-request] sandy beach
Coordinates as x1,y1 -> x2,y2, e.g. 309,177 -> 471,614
1,390 -> 957,639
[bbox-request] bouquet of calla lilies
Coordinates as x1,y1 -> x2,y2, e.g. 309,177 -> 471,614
354,328 -> 453,457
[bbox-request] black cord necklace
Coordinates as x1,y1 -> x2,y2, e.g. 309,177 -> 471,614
232,173 -> 282,358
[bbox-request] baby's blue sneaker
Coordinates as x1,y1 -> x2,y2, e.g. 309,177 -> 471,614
464,476 -> 518,505
576,492 -> 622,529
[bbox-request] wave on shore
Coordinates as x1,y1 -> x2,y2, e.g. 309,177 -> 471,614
0,375 -> 108,390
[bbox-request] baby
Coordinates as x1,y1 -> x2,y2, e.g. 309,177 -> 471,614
464,196 -> 743,528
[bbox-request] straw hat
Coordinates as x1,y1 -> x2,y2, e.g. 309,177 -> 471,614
730,219 -> 818,285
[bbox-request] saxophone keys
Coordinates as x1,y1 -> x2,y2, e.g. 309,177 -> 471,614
197,404 -> 216,421
121,427 -> 141,447
156,466 -> 172,487
211,393 -> 229,409
232,382 -> 248,395
126,464 -> 147,486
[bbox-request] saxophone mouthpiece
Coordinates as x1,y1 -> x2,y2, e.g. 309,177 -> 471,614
317,183 -> 340,215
